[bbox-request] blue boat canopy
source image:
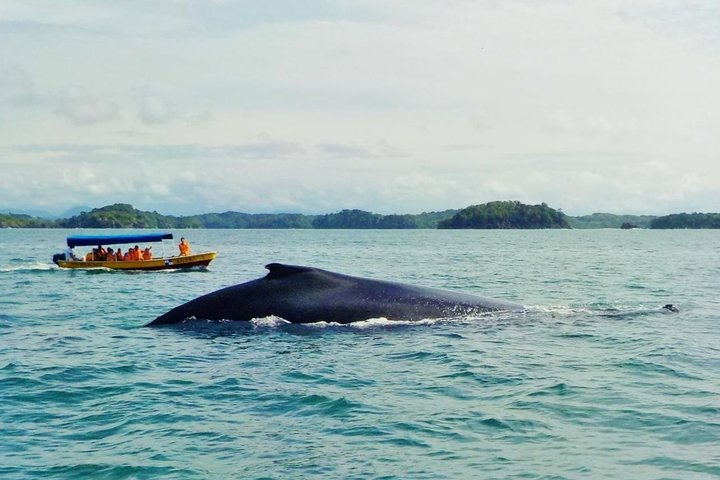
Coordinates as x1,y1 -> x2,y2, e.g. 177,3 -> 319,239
67,233 -> 173,248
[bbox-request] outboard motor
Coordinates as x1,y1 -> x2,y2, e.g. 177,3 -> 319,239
52,253 -> 66,264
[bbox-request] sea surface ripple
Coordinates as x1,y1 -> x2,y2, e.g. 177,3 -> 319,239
1,229 -> 718,479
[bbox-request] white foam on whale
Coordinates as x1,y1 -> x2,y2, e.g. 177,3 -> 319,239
243,312 -> 522,329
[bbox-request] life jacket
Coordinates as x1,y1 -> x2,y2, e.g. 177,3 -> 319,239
179,242 -> 190,256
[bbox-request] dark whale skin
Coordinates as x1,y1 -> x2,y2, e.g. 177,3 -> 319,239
147,263 -> 523,326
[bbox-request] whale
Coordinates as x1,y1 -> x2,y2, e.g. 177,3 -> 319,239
147,263 -> 524,326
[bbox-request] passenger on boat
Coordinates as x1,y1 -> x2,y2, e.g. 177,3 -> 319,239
116,248 -> 123,261
106,248 -> 114,261
96,245 -> 107,261
142,247 -> 152,260
123,250 -> 131,261
178,237 -> 191,256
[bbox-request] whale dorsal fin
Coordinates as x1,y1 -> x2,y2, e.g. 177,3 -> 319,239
265,263 -> 314,279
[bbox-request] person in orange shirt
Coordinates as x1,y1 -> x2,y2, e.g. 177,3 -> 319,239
178,237 -> 191,256
142,247 -> 152,260
116,248 -> 123,261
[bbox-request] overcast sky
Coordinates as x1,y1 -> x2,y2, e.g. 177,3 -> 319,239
1,0 -> 719,216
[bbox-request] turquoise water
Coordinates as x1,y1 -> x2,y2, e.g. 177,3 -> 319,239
1,229 -> 718,479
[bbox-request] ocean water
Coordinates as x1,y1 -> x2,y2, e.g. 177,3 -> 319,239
1,228 -> 718,479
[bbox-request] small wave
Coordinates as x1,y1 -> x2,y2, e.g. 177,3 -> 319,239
26,464 -> 199,479
63,266 -> 212,275
0,262 -> 57,273
526,305 -> 593,316
379,436 -> 431,448
527,382 -> 572,397
622,456 -> 720,477
526,304 -> 680,319
617,359 -> 703,380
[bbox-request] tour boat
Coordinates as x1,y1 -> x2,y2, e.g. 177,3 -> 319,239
52,233 -> 216,271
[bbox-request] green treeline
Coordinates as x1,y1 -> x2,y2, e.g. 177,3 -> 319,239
438,201 -> 569,229
0,213 -> 55,228
0,204 -> 457,229
568,213 -> 656,229
1,203 -> 719,229
312,209 -> 455,229
649,212 -> 720,229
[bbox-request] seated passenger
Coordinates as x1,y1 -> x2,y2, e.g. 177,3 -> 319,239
142,247 -> 152,260
97,245 -> 107,261
106,248 -> 114,261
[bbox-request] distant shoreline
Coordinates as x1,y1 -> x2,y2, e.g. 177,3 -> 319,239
2,202 -> 719,229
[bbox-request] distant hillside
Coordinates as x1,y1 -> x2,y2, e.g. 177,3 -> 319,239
2,203 -> 719,229
45,203 -> 456,229
650,212 -> 720,229
181,211 -> 314,229
438,201 -> 569,229
311,209 -> 456,229
0,213 -> 55,228
568,213 -> 656,229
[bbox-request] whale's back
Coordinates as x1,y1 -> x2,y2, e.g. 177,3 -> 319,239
147,263 -> 523,325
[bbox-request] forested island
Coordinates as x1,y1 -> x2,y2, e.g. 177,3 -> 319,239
438,201 -> 568,229
1,202 -> 718,229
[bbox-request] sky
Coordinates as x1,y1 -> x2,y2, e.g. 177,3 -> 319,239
1,0 -> 719,216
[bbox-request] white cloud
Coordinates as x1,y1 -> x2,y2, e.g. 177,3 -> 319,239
0,64 -> 39,106
54,86 -> 119,125
136,89 -> 177,125
0,0 -> 719,215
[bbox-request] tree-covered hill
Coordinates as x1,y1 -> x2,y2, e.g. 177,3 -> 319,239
650,212 -> 720,229
57,204 -> 178,228
438,201 -> 569,229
